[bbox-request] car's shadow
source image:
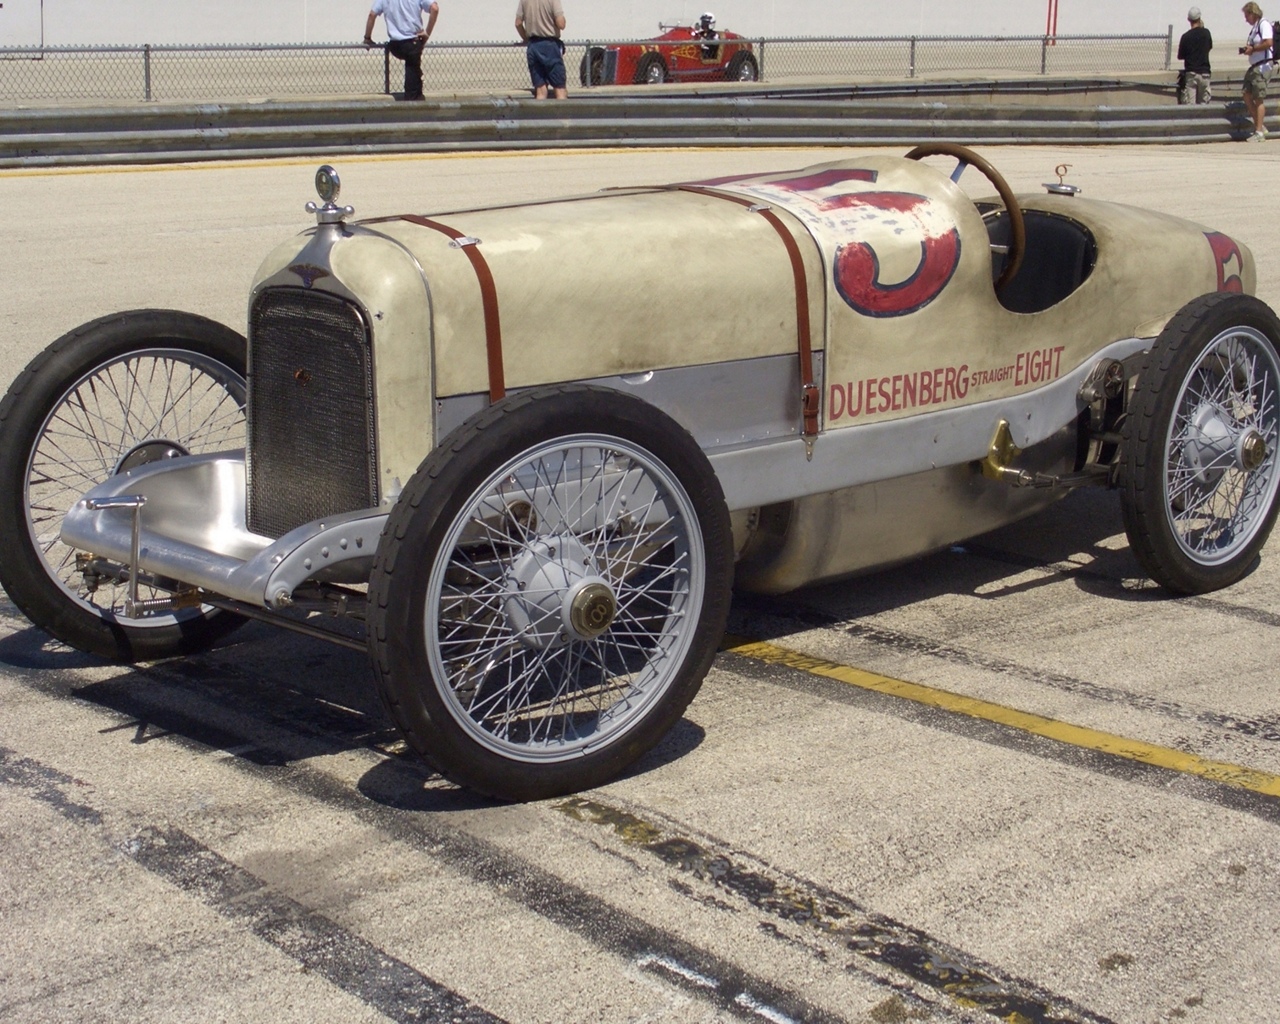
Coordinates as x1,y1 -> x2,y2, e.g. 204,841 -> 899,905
0,615 -> 393,765
739,486 -> 1202,626
0,604 -> 706,806
0,486 -> 1240,804
354,717 -> 706,812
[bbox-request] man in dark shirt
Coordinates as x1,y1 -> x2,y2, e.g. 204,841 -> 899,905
1178,7 -> 1213,104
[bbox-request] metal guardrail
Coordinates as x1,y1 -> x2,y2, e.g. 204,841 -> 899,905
0,33 -> 1175,103
1,87 -> 1265,168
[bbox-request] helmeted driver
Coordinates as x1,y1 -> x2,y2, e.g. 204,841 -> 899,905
696,10 -> 718,59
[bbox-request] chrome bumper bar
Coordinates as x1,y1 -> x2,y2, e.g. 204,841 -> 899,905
60,451 -> 387,610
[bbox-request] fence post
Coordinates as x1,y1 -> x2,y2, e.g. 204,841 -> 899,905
757,38 -> 765,80
1165,24 -> 1173,70
1040,35 -> 1048,74
144,44 -> 152,100
383,46 -> 391,94
909,36 -> 916,78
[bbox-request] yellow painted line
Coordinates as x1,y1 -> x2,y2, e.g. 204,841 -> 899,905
723,635 -> 1280,800
0,143 -> 844,179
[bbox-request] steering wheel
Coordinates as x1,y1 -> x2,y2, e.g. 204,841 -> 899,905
906,142 -> 1025,294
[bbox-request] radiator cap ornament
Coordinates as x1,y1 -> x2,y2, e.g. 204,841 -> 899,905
306,165 -> 355,225
1043,162 -> 1081,196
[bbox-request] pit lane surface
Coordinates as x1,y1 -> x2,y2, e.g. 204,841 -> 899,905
2,146 -> 1280,1024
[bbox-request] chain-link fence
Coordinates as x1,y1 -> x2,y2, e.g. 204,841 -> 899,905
0,33 -> 1175,104
756,34 -> 1174,81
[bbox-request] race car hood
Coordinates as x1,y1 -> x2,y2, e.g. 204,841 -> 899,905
250,156 -> 1253,457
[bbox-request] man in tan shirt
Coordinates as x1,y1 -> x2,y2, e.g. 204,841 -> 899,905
515,0 -> 567,99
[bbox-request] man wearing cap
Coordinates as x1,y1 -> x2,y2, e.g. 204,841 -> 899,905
364,0 -> 440,102
1241,2 -> 1273,140
1178,7 -> 1213,104
516,0 -> 568,100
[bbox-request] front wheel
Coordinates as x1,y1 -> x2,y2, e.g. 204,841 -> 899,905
0,310 -> 248,660
1120,293 -> 1280,593
367,385 -> 733,801
579,46 -> 605,86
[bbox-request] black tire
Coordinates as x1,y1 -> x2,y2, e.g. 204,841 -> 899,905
725,51 -> 758,81
368,384 -> 733,802
0,310 -> 248,660
634,53 -> 667,85
579,46 -> 605,86
1120,292 -> 1280,594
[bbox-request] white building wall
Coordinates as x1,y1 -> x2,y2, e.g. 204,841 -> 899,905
0,0 -> 1256,48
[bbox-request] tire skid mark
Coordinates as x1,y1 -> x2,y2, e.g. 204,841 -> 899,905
843,617 -> 1280,745
722,622 -> 1280,828
733,590 -> 1280,744
557,796 -> 1118,1024
0,748 -> 102,825
726,636 -> 1280,801
0,674 -> 845,1024
0,747 -> 506,1024
126,827 -> 506,1024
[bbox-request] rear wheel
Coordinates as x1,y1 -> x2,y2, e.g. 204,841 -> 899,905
725,51 -> 758,81
634,53 -> 667,84
1120,293 -> 1280,593
368,385 -> 733,801
0,310 -> 248,660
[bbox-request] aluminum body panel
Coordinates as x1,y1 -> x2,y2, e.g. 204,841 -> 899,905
360,187 -> 826,398
733,426 -> 1078,594
435,351 -> 822,451
251,224 -> 435,504
707,160 -> 1253,433
245,157 -> 1252,524
55,338 -> 1099,605
709,334 -> 1148,511
59,453 -> 385,609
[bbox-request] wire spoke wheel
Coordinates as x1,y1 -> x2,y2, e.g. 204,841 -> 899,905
0,310 -> 248,660
1122,293 -> 1280,593
1163,327 -> 1280,562
428,436 -> 702,761
28,348 -> 246,620
369,385 -> 732,801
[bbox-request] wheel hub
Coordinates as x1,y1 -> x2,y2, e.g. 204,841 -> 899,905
569,581 -> 617,640
114,439 -> 188,475
1238,429 -> 1268,472
1183,403 -> 1237,490
503,536 -> 617,650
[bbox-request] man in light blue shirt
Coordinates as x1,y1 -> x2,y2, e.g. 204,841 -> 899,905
364,0 -> 440,101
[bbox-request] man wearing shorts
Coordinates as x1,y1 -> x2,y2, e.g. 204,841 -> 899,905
1241,2 -> 1273,141
516,0 -> 567,100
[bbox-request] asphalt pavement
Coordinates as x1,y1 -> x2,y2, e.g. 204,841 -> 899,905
3,142 -> 1280,1024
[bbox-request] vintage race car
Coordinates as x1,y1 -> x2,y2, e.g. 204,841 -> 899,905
2,144 -> 1278,802
580,22 -> 758,85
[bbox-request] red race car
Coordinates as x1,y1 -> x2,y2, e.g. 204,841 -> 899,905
581,13 -> 758,85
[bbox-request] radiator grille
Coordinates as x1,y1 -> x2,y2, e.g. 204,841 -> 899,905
247,288 -> 376,538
